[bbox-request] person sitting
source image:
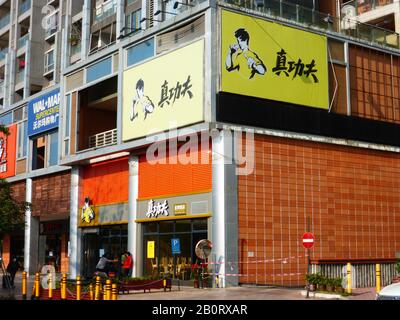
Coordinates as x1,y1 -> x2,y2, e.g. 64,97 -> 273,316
6,257 -> 20,288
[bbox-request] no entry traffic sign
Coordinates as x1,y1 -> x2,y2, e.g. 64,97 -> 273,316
302,232 -> 315,249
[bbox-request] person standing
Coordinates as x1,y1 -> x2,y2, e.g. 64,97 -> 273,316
122,252 -> 133,278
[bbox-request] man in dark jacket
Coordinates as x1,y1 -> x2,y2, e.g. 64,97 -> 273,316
6,257 -> 20,288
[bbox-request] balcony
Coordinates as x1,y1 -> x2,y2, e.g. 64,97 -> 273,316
93,0 -> 117,24
343,0 -> 394,16
222,0 -> 400,50
88,129 -> 117,149
17,33 -> 29,50
18,0 -> 31,16
0,13 -> 10,30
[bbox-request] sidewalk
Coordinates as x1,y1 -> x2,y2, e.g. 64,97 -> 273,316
0,273 -> 378,300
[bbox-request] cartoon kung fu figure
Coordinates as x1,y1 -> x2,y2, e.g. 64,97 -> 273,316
225,28 -> 266,79
82,197 -> 95,223
130,79 -> 155,121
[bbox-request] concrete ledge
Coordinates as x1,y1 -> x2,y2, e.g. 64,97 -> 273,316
301,290 -> 349,300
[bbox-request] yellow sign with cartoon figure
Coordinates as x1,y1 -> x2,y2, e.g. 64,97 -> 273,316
122,40 -> 204,141
221,10 -> 329,110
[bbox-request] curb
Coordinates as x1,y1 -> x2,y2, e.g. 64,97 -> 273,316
301,290 -> 349,300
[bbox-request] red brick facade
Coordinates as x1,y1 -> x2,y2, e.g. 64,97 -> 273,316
238,134 -> 400,286
31,172 -> 71,217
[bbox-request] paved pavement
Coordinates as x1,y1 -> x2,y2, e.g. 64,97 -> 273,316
0,272 -> 378,300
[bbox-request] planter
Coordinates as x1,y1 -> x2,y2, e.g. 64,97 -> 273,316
335,286 -> 344,293
317,284 -> 326,291
309,284 -> 316,292
326,285 -> 334,292
392,276 -> 400,284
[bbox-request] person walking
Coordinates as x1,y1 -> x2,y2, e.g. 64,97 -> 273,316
6,257 -> 20,288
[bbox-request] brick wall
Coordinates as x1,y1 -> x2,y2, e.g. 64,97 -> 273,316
238,134 -> 400,286
32,172 -> 71,217
10,180 -> 26,203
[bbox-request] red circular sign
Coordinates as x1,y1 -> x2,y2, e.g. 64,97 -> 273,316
302,232 -> 315,249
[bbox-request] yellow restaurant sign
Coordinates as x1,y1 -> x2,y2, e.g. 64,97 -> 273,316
221,10 -> 329,110
122,39 -> 204,142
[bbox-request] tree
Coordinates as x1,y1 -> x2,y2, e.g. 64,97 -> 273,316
0,179 -> 29,237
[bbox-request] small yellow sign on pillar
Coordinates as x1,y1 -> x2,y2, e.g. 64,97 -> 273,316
147,241 -> 155,259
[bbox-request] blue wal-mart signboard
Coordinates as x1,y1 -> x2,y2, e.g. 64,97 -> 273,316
28,89 -> 60,137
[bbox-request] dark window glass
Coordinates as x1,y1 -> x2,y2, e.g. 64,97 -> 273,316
159,221 -> 174,234
175,220 -> 191,233
143,223 -> 158,234
192,219 -> 208,231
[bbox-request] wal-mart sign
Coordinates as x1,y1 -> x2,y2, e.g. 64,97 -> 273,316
28,89 -> 60,137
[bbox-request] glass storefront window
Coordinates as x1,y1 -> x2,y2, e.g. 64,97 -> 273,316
175,220 -> 191,233
193,219 -> 208,231
142,219 -> 209,280
159,221 -> 174,233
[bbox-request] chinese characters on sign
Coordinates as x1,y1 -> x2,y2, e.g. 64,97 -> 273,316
28,89 -> 60,137
158,75 -> 194,108
272,49 -> 319,83
146,200 -> 170,218
0,137 -> 7,173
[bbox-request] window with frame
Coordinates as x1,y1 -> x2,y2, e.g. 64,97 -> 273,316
31,130 -> 59,170
44,49 -> 55,74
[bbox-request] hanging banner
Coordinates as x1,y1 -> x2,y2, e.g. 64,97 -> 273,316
28,89 -> 60,137
0,124 -> 17,179
221,10 -> 329,110
122,39 -> 204,142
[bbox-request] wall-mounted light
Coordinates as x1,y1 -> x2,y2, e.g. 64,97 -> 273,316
173,1 -> 195,10
140,17 -> 163,23
154,9 -> 178,16
117,27 -> 142,40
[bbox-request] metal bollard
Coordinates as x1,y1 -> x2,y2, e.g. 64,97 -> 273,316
346,263 -> 352,294
105,279 -> 112,300
95,276 -> 101,300
48,273 -> 53,300
61,274 -> 67,300
76,276 -> 81,300
111,283 -> 118,300
22,271 -> 27,300
35,272 -> 40,300
376,264 -> 381,293
90,284 -> 94,300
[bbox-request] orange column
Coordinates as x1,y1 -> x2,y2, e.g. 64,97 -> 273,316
60,234 -> 69,273
2,235 -> 11,267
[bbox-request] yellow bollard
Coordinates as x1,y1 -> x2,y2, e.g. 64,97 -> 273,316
76,276 -> 81,300
163,278 -> 167,292
95,276 -> 101,300
35,272 -> 40,300
106,279 -> 112,300
112,283 -> 118,300
61,274 -> 67,300
376,264 -> 381,293
48,273 -> 53,300
22,271 -> 27,300
346,263 -> 352,294
90,284 -> 94,300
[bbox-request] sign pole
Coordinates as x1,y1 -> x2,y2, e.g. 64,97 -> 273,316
306,217 -> 310,299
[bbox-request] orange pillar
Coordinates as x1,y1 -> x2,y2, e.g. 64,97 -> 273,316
2,234 -> 11,267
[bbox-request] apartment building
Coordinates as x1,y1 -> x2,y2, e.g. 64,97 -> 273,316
1,0 -> 400,288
